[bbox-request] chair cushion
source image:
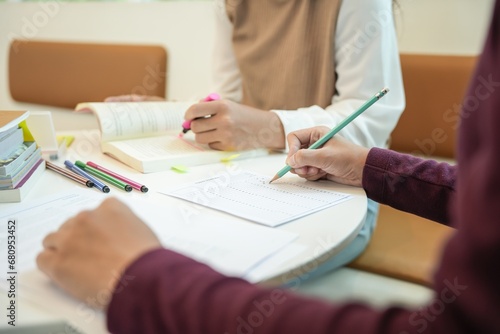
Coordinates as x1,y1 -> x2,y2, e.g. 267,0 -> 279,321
9,40 -> 167,109
391,54 -> 477,158
348,204 -> 455,287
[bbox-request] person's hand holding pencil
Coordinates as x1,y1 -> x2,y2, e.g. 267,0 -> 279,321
285,126 -> 370,186
269,87 -> 389,183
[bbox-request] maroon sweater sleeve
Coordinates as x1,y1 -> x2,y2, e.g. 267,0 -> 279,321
362,148 -> 456,225
107,3 -> 500,333
108,248 -> 421,334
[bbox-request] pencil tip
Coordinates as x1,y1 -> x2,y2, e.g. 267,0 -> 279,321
269,174 -> 279,184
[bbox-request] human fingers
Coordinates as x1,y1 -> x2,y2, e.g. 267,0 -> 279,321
104,94 -> 141,102
287,148 -> 328,171
208,141 -> 227,151
95,198 -> 161,248
290,166 -> 326,184
104,95 -> 126,102
40,215 -> 79,253
38,198 -> 160,307
183,102 -> 220,135
104,94 -> 164,102
36,248 -> 58,279
42,232 -> 60,250
185,100 -> 227,121
195,131 -> 241,151
304,170 -> 328,181
290,166 -> 320,176
286,126 -> 330,157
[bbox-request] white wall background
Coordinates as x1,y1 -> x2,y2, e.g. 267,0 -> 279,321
396,0 -> 494,54
0,0 -> 495,130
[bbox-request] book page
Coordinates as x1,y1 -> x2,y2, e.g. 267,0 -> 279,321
106,135 -> 207,160
163,171 -> 352,227
77,101 -> 194,142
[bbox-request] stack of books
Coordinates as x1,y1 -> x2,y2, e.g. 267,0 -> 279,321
0,111 -> 45,203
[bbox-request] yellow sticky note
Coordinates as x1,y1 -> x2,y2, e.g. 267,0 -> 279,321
220,154 -> 240,163
19,120 -> 35,142
57,135 -> 75,147
171,165 -> 189,173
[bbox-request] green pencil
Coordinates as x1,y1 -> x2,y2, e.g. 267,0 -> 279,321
75,161 -> 132,192
269,87 -> 390,183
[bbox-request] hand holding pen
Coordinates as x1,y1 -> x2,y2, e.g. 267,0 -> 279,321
270,88 -> 390,183
182,97 -> 283,151
180,93 -> 220,136
285,127 -> 370,187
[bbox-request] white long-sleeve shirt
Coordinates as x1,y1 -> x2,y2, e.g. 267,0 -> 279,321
211,0 -> 405,149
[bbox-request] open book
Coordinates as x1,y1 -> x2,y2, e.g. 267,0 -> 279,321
75,102 -> 269,173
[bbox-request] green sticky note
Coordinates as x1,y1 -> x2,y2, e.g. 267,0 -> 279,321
171,165 -> 188,173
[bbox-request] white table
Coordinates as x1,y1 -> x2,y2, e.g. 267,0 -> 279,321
0,130 -> 367,333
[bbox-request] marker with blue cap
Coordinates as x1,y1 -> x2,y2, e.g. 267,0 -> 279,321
64,160 -> 110,193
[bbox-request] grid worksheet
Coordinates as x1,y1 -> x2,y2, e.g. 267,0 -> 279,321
164,171 -> 352,227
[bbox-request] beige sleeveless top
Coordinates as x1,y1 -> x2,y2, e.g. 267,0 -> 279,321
226,0 -> 342,110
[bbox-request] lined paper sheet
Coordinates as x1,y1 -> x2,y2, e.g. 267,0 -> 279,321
163,171 -> 352,227
0,189 -> 298,334
0,188 -> 298,280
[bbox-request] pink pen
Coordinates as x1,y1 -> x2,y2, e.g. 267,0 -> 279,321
86,161 -> 148,192
181,93 -> 221,134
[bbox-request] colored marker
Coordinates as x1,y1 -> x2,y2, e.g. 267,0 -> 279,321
86,161 -> 148,193
75,161 -> 132,192
45,160 -> 94,188
64,160 -> 110,193
180,93 -> 220,135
